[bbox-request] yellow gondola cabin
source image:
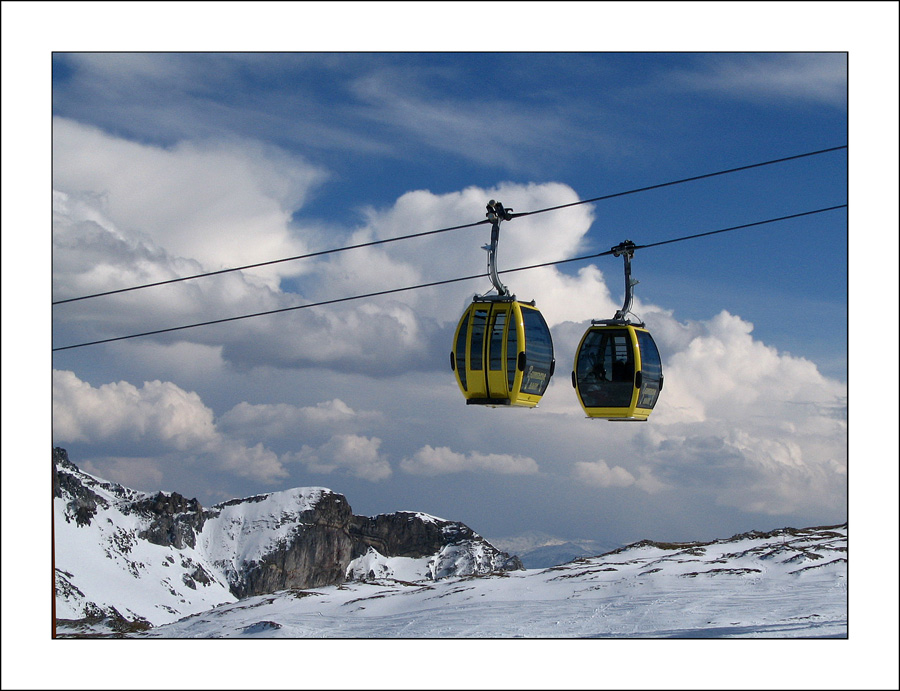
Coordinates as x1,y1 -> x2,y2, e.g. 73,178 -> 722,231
572,323 -> 662,420
451,298 -> 554,407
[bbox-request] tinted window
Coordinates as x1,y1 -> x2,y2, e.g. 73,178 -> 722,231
489,310 -> 507,370
455,312 -> 469,390
575,328 -> 634,408
635,330 -> 662,409
636,331 -> 661,380
520,308 -> 553,396
470,309 -> 487,371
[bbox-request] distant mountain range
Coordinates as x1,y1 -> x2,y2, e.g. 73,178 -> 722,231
52,447 -> 847,638
488,532 -> 622,569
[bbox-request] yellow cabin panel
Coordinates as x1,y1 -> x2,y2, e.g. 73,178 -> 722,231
451,300 -> 553,408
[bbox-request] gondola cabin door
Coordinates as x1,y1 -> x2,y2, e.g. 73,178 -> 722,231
451,300 -> 554,408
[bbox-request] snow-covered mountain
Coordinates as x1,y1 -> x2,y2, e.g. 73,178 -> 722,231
53,447 -> 846,638
52,448 -> 521,635
143,522 -> 847,638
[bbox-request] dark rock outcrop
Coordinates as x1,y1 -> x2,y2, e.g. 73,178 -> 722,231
134,492 -> 206,550
349,511 -> 524,574
53,447 -> 109,526
350,511 -> 475,557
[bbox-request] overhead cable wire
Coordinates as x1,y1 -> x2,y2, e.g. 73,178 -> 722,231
52,145 -> 847,306
51,217 -> 492,305
507,145 -> 848,221
51,204 -> 847,352
632,204 -> 847,252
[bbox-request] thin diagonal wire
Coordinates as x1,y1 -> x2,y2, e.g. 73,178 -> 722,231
52,145 -> 847,305
51,218 -> 491,305
51,204 -> 846,352
509,145 -> 848,220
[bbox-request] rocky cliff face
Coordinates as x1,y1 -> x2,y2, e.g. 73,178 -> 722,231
53,447 -> 522,631
352,512 -> 475,557
201,488 -> 361,599
350,512 -> 523,578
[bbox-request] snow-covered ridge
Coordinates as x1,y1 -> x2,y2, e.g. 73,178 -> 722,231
145,523 -> 847,639
386,510 -> 447,524
550,523 -> 847,579
346,536 -> 512,583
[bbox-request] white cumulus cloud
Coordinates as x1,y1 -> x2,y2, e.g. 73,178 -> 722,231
289,434 -> 392,482
574,460 -> 637,488
624,310 -> 848,515
219,399 -> 379,440
309,182 -> 595,323
653,310 -> 846,425
52,370 -> 290,484
52,123 -> 609,377
400,445 -> 539,476
52,369 -> 216,449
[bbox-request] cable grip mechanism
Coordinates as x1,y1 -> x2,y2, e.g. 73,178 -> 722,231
480,200 -> 515,299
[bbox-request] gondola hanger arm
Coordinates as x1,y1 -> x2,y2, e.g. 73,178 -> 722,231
593,239 -> 643,326
481,200 -> 515,299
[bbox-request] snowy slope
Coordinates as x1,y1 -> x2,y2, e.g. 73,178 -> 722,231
143,524 -> 847,638
54,457 -> 337,630
53,477 -> 237,631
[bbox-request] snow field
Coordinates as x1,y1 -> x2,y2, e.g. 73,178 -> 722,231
145,526 -> 847,638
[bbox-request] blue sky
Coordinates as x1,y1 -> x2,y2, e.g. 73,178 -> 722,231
49,51 -> 850,378
46,46 -> 855,547
2,2 -> 898,685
